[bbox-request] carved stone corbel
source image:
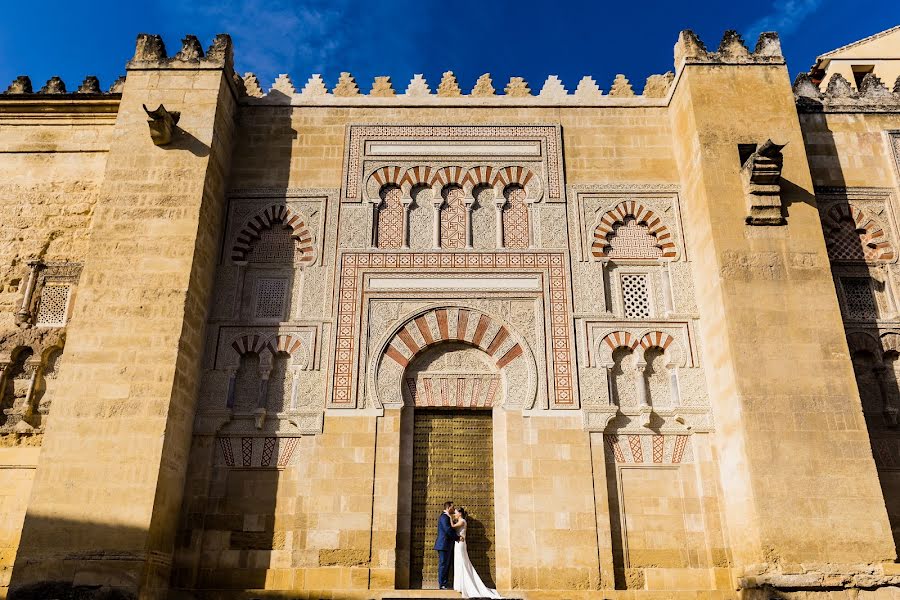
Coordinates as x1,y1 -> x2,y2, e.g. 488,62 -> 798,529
742,139 -> 787,225
143,104 -> 181,145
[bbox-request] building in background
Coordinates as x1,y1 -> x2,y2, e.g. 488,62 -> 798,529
0,25 -> 899,600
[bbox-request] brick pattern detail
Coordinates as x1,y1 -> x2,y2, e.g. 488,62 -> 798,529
606,219 -> 662,259
268,334 -> 304,356
278,437 -> 301,467
231,334 -> 268,357
652,435 -> 664,463
628,435 -> 644,462
331,251 -> 573,407
639,331 -> 675,351
231,204 -> 315,264
824,204 -> 895,262
384,307 -> 522,370
346,125 -> 561,200
601,331 -> 639,352
604,434 -> 691,464
440,187 -> 467,249
218,437 -> 235,467
405,374 -> 501,408
503,186 -> 529,249
241,437 -> 253,467
592,201 -> 677,259
605,434 -> 625,462
261,437 -> 276,467
377,186 -> 404,248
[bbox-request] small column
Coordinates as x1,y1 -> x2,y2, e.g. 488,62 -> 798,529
370,199 -> 381,248
432,194 -> 443,249
223,367 -> 237,409
401,197 -> 412,249
634,363 -> 649,408
232,263 -> 246,320
255,366 -> 271,429
15,260 -> 43,326
464,199 -> 475,249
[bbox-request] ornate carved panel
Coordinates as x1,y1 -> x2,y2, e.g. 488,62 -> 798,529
330,252 -> 575,409
344,124 -> 563,202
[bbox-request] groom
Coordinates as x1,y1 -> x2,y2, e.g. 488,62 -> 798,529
434,500 -> 459,589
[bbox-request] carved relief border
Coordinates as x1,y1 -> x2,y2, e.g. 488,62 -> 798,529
568,184 -> 684,262
329,251 -> 575,409
343,125 -> 564,202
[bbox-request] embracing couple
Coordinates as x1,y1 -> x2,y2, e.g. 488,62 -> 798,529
434,500 -> 501,598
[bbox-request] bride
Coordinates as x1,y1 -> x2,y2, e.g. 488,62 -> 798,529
451,507 -> 501,599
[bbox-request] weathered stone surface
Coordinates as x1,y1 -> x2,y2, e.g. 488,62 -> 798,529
0,24 -> 898,600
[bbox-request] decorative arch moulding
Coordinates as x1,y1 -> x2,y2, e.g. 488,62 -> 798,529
327,250 -> 577,410
580,320 -> 697,369
815,188 -> 899,264
342,124 -> 564,203
368,305 -> 538,410
212,325 -> 322,372
569,185 -> 685,262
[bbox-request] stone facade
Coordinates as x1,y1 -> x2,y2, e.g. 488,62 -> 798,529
0,26 -> 899,600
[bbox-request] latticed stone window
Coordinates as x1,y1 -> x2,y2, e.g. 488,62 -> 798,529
621,274 -> 651,319
607,218 -> 662,259
35,284 -> 71,327
254,278 -> 288,320
842,277 -> 879,320
248,226 -> 294,263
502,186 -> 529,249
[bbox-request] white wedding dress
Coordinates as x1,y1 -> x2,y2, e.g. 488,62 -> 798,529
452,520 -> 501,599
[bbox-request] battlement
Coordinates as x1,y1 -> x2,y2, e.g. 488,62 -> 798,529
793,70 -> 900,112
1,29 -> 787,107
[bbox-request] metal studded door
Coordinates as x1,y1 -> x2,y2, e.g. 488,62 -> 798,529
410,409 -> 495,589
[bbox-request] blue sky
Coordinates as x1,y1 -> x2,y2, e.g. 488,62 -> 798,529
1,0 -> 898,94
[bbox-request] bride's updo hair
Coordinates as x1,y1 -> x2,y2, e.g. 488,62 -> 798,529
456,507 -> 467,520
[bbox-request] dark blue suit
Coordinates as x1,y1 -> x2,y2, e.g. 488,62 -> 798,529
434,512 -> 459,588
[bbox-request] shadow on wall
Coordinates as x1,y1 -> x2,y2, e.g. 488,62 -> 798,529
168,100 -> 300,595
8,516 -> 146,600
799,111 -> 900,556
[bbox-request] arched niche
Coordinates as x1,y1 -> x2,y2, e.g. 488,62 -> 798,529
367,305 -> 538,410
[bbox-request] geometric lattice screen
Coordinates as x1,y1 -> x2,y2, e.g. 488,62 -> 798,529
254,278 -> 288,320
35,284 -> 71,327
621,274 -> 651,319
842,277 -> 879,320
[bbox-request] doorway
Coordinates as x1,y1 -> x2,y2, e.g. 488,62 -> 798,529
409,409 -> 495,589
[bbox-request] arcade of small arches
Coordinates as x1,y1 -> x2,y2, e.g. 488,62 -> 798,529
597,330 -> 685,412
0,342 -> 64,433
222,333 -> 310,421
847,331 -> 900,424
366,165 -> 541,250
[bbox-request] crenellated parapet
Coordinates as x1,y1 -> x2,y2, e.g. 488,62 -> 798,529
674,29 -> 783,67
3,74 -> 121,96
127,33 -> 234,71
237,70 -> 676,105
794,71 -> 900,113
